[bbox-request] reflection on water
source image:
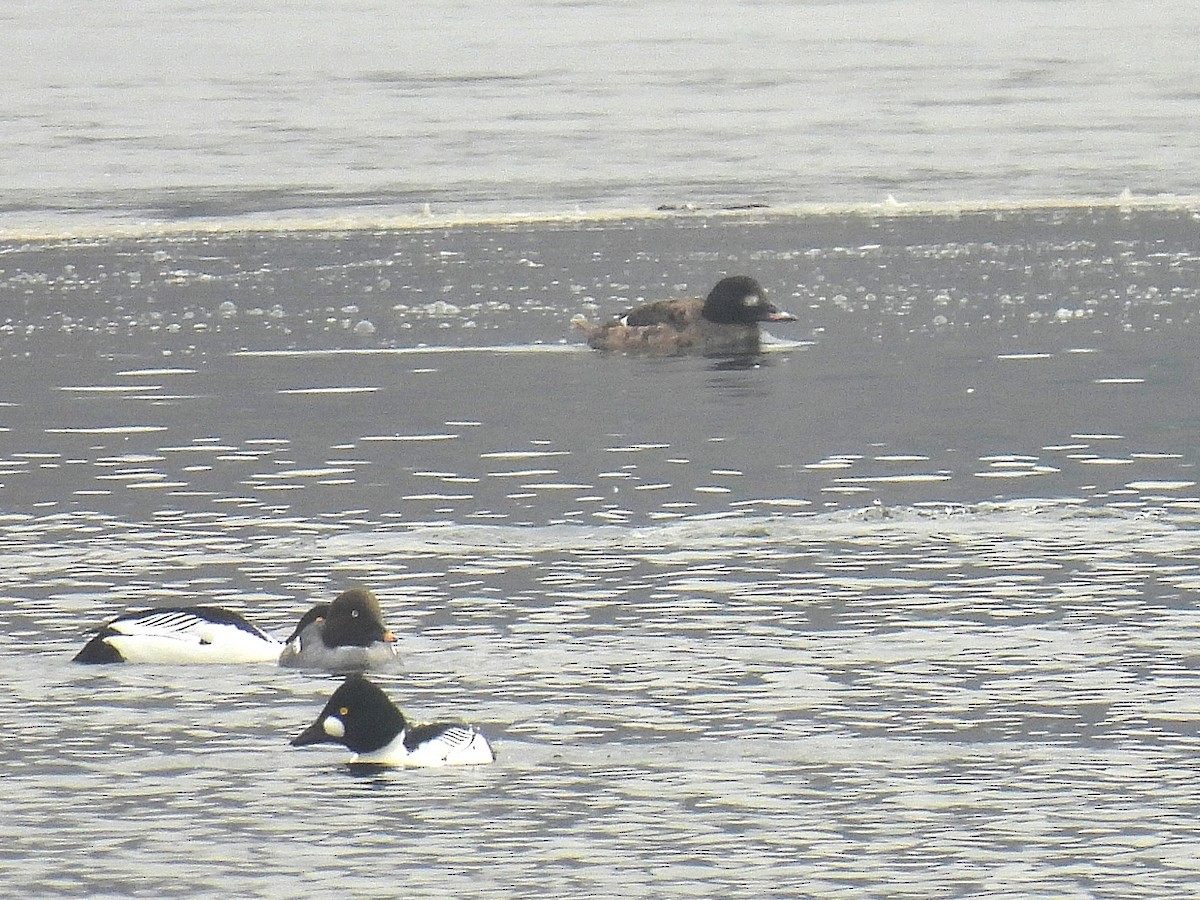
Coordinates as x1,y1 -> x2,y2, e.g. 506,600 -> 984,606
2,341 -> 1196,528
3,207 -> 1200,897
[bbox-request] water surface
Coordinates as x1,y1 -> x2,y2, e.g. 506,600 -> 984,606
3,206 -> 1200,896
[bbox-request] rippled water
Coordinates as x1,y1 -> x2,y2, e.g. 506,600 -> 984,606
3,205 -> 1200,896
5,1 -> 1200,892
13,510 -> 1200,897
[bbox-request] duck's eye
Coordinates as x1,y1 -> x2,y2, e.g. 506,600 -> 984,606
339,707 -> 349,716
743,295 -> 762,307
351,609 -> 359,617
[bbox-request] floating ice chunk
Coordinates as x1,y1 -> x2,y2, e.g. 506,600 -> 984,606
1127,480 -> 1195,490
423,300 -> 461,316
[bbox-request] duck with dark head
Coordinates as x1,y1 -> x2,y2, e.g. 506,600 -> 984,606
573,276 -> 795,356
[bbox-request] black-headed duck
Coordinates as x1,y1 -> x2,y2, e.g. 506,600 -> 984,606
73,586 -> 399,672
573,275 -> 795,356
291,675 -> 495,767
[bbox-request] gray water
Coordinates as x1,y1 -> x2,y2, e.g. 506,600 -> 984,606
3,0 -> 1200,227
4,207 -> 1200,897
4,2 -> 1200,898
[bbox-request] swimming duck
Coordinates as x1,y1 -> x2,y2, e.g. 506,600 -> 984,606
291,675 -> 495,767
572,275 -> 795,355
71,605 -> 282,664
72,587 -> 398,671
278,587 -> 398,672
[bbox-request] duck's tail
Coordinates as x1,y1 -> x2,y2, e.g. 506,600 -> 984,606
570,314 -> 602,343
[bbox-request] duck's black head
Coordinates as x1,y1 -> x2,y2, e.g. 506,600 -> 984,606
291,675 -> 407,754
701,276 -> 796,326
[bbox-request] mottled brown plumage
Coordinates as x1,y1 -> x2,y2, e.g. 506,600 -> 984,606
573,276 -> 794,356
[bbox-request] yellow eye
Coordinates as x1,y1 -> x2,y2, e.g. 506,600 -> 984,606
339,706 -> 349,716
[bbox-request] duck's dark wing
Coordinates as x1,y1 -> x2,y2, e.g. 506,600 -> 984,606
89,606 -> 274,641
619,298 -> 701,328
404,721 -> 459,749
174,606 -> 276,640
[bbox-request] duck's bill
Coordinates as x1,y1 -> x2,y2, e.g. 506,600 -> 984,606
291,719 -> 332,747
767,310 -> 797,321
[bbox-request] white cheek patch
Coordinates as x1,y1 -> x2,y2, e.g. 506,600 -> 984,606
322,715 -> 346,739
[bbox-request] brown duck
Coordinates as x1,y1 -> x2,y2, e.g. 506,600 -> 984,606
573,275 -> 795,355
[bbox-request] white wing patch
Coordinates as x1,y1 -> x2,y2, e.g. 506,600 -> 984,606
109,610 -> 216,638
408,726 -> 495,767
357,725 -> 495,767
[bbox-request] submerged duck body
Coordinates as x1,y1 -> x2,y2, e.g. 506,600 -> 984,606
291,675 -> 495,767
573,275 -> 795,356
278,587 -> 398,672
72,605 -> 282,665
73,587 -> 398,670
